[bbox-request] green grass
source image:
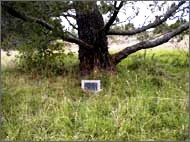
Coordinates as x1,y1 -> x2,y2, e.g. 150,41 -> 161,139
1,49 -> 189,141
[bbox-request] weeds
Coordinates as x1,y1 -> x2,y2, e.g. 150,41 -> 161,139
1,49 -> 189,141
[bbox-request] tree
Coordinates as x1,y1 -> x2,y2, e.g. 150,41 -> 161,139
2,1 -> 189,76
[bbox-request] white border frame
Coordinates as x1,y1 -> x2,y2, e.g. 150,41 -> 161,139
81,80 -> 101,92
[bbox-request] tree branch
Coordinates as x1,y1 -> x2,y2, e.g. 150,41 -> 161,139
62,13 -> 76,19
3,4 -> 92,49
3,3 -> 54,30
107,1 -> 186,36
62,14 -> 78,30
62,34 -> 93,49
112,22 -> 189,64
104,1 -> 124,32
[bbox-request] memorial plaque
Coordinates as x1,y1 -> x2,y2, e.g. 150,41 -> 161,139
81,80 -> 101,92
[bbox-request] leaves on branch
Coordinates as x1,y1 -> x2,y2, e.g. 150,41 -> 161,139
107,1 -> 186,36
2,2 -> 93,49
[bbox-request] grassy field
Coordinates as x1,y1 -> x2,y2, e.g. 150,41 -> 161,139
1,48 -> 189,141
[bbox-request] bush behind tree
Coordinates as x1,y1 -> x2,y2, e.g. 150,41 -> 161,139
16,24 -> 69,76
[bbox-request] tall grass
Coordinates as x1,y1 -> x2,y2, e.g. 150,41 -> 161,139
1,49 -> 189,141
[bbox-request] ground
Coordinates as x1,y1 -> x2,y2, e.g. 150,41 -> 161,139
1,36 -> 189,141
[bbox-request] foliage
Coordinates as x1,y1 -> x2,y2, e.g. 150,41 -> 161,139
18,43 -> 67,76
15,23 -> 69,76
169,19 -> 188,42
153,23 -> 170,35
112,23 -> 135,31
1,1 -> 71,49
1,49 -> 189,141
169,19 -> 188,32
98,1 -> 114,14
153,19 -> 188,42
136,31 -> 150,42
123,23 -> 135,31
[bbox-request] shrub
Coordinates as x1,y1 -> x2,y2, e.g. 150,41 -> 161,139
16,28 -> 70,76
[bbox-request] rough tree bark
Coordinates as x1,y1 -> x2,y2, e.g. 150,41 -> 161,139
75,2 -> 115,76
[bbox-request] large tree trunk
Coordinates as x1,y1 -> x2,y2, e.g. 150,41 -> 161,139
75,2 -> 115,76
